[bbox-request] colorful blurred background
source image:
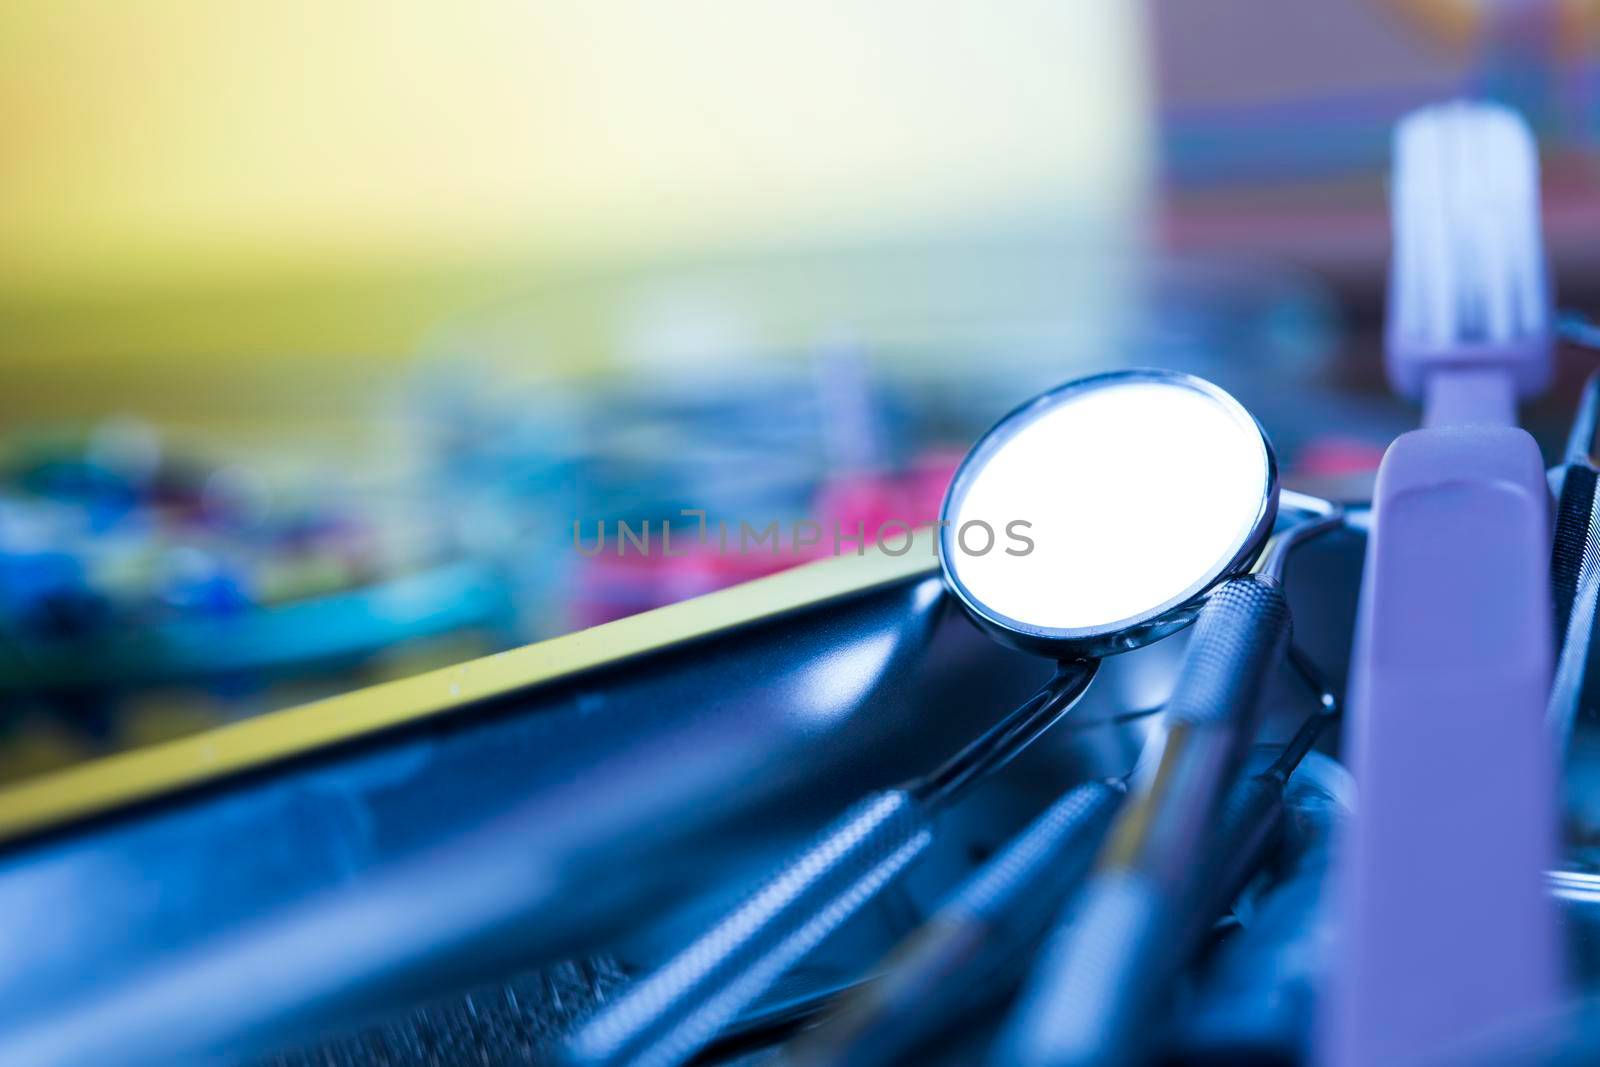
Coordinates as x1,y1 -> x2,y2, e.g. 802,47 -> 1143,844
3,0 -> 1600,779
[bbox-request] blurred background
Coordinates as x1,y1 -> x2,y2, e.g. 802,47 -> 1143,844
3,0 -> 1599,781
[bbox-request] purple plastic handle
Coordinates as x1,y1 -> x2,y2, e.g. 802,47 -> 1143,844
1323,99 -> 1565,1065
1321,399 -> 1563,1065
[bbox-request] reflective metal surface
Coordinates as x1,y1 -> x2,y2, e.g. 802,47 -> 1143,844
939,369 -> 1277,657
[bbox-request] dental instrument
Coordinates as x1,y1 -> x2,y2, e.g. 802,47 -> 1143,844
564,369 -> 1283,1067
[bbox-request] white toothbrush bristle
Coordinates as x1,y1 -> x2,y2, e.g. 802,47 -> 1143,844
1390,101 -> 1547,354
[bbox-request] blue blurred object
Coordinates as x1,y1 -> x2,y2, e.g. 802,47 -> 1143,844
0,560 -> 513,693
0,421 -> 521,774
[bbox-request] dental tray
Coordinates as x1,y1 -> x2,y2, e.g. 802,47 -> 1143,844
0,516 -> 1369,1066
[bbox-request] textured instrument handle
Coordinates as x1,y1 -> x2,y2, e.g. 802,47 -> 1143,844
1164,576 -> 1292,729
949,778 -> 1125,930
1002,871 -> 1169,1067
780,781 -> 1124,1067
563,790 -> 932,1067
1001,581 -> 1294,1067
1553,464 -> 1598,652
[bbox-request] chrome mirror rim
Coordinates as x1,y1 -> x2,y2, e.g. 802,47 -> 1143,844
937,368 -> 1279,658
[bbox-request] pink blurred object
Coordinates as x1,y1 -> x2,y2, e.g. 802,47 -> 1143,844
1293,436 -> 1384,479
571,450 -> 960,627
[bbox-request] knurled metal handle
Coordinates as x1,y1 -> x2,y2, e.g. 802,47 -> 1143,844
563,789 -> 931,1067
1164,576 -> 1291,730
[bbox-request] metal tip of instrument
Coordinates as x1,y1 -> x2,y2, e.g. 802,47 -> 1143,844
1254,495 -> 1344,584
1566,371 -> 1600,467
1264,694 -> 1336,785
1123,715 -> 1170,797
1287,643 -> 1338,716
1559,311 -> 1600,352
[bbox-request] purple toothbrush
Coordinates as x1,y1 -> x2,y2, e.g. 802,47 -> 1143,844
1320,101 -> 1565,1066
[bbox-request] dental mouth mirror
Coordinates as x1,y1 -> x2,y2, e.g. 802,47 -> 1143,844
994,378 -> 1343,1067
564,368 -> 1285,1067
940,367 -> 1278,657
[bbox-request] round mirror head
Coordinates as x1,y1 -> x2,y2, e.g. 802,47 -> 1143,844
939,369 -> 1276,656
